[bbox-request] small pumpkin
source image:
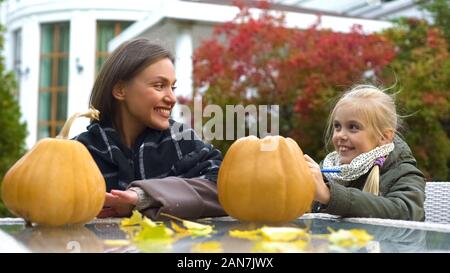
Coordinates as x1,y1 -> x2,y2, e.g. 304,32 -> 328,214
1,109 -> 105,227
218,135 -> 315,223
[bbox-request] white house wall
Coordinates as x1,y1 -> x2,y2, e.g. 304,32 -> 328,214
67,11 -> 96,139
174,22 -> 193,123
4,0 -> 158,22
18,17 -> 40,149
1,0 -> 154,148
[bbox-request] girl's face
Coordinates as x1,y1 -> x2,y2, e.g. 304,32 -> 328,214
332,106 -> 380,164
119,58 -> 177,130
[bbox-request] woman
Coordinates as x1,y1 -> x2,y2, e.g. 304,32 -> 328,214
75,38 -> 226,220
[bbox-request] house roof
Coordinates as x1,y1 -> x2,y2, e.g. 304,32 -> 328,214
110,0 -> 393,51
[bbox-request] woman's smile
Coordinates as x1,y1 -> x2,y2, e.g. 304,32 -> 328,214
154,107 -> 171,118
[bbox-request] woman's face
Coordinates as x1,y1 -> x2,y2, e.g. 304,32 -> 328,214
119,58 -> 177,130
332,106 -> 379,164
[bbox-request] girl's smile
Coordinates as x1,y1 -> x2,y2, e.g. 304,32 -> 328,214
337,145 -> 354,154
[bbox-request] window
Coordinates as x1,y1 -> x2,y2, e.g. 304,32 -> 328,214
96,21 -> 133,74
38,22 -> 70,139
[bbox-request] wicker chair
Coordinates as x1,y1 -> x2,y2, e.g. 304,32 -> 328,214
424,182 -> 450,224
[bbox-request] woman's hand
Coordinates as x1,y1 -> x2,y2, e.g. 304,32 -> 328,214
97,189 -> 138,218
304,154 -> 331,205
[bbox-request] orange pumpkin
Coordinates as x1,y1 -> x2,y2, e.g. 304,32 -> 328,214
1,109 -> 105,227
218,136 -> 315,223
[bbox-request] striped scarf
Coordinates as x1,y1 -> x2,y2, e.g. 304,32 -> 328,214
322,143 -> 395,186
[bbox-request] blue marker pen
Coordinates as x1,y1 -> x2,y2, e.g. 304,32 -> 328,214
320,168 -> 341,173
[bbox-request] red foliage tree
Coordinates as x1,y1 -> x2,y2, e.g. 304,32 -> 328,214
191,3 -> 395,159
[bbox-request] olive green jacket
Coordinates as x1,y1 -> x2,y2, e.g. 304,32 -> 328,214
315,136 -> 425,221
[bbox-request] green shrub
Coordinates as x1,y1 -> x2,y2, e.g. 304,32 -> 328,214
382,18 -> 450,180
0,25 -> 27,217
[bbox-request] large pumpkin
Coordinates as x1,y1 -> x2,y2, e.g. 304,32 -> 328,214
1,109 -> 105,227
218,135 -> 315,223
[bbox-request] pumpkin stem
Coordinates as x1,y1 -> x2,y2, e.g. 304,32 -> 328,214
57,108 -> 100,139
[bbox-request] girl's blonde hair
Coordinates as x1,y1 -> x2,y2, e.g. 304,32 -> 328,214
324,85 -> 399,195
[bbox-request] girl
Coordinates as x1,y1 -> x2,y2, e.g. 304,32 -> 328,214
304,85 -> 425,221
75,38 -> 226,220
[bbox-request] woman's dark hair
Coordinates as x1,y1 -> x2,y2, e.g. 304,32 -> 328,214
89,38 -> 174,122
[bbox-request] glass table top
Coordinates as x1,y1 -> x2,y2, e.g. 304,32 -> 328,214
1,213 -> 450,253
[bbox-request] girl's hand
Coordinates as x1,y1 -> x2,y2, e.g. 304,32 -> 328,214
304,154 -> 331,205
97,190 -> 138,218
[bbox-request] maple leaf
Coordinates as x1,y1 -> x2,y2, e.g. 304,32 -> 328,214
229,226 -> 310,242
134,225 -> 172,241
182,219 -> 215,237
119,211 -> 218,252
120,210 -> 143,226
161,212 -> 215,237
118,211 -> 174,252
119,225 -> 141,239
328,228 -> 373,248
132,223 -> 174,253
171,221 -> 189,234
229,229 -> 263,241
140,216 -> 158,228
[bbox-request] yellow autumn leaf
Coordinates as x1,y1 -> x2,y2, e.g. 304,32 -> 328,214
349,229 -> 374,247
134,224 -> 173,242
191,241 -> 223,253
120,225 -> 141,239
140,216 -> 157,228
253,240 -> 308,253
182,220 -> 215,237
328,229 -> 373,248
120,210 -> 143,226
189,227 -> 214,237
182,220 -> 210,230
158,212 -> 215,237
229,229 -> 262,241
260,227 -> 309,242
165,226 -> 174,236
135,238 -> 173,253
171,221 -> 189,235
117,211 -> 177,252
